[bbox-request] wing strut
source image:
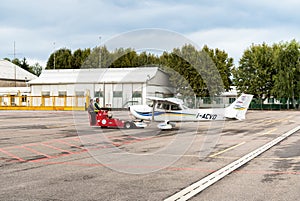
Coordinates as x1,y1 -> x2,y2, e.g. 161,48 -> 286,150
151,100 -> 157,122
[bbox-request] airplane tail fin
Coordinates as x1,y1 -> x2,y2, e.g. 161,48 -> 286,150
225,94 -> 253,120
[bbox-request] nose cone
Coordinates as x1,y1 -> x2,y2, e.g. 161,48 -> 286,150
128,105 -> 138,118
128,104 -> 152,120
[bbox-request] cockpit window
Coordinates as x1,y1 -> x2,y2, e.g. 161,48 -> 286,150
171,104 -> 181,110
162,104 -> 170,110
156,102 -> 186,110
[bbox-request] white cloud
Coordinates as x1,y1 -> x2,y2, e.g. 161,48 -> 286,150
1,0 -> 300,67
187,26 -> 300,64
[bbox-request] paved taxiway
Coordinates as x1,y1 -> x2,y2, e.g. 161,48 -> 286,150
0,110 -> 299,200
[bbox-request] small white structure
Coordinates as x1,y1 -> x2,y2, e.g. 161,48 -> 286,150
0,60 -> 37,87
0,87 -> 31,106
28,67 -> 174,108
0,60 -> 37,106
220,86 -> 239,106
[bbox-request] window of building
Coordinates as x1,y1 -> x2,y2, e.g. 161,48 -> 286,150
94,91 -> 103,97
229,97 -> 236,104
215,97 -> 223,104
155,92 -> 164,98
10,95 -> 15,105
41,91 -> 50,97
132,91 -> 142,98
58,91 -> 67,97
203,97 -> 211,104
75,91 -> 85,97
268,98 -> 275,104
21,95 -> 27,102
113,91 -> 122,98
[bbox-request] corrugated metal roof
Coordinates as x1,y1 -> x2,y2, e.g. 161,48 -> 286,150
0,60 -> 37,80
29,67 -> 159,84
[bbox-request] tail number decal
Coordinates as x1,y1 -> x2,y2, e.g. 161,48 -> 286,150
196,113 -> 217,120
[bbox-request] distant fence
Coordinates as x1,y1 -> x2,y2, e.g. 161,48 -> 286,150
183,96 -> 300,110
0,95 -> 88,111
249,98 -> 300,110
0,94 -> 299,111
181,96 -> 235,109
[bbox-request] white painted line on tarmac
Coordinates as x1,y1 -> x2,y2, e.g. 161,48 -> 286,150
164,126 -> 300,201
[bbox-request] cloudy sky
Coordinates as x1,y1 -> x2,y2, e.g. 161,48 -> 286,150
1,0 -> 300,67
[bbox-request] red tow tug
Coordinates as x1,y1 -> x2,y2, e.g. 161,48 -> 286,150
90,109 -> 147,129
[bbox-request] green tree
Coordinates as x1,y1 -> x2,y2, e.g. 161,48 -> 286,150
160,44 -> 231,97
11,58 -> 21,67
202,45 -> 233,91
100,46 -> 114,68
72,48 -> 91,69
160,50 -> 196,97
110,48 -> 138,68
20,57 -> 30,72
233,43 -> 276,102
82,46 -> 114,68
46,48 -> 72,69
272,40 -> 300,109
138,52 -> 154,66
10,57 -> 35,74
30,62 -> 43,76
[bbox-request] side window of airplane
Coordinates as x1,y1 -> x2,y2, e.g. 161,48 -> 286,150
171,104 -> 181,110
162,104 -> 170,110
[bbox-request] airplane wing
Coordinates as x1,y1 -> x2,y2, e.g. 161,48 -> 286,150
147,96 -> 183,105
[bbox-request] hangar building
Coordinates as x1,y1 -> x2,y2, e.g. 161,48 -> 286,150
0,59 -> 37,87
0,60 -> 37,106
28,67 -> 174,108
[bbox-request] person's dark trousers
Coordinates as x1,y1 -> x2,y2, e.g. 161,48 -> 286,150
90,112 -> 97,125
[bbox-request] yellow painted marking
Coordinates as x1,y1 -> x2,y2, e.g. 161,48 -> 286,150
209,142 -> 246,158
264,116 -> 293,126
259,128 -> 278,135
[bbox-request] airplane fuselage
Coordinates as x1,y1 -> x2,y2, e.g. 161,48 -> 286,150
129,105 -> 227,122
129,94 -> 253,124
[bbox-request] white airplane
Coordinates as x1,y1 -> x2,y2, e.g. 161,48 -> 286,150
128,94 -> 254,129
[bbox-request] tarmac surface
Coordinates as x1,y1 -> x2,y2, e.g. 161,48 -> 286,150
0,110 -> 299,201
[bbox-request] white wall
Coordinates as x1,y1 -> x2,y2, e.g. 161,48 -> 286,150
148,70 -> 172,87
104,84 -> 113,107
123,83 -> 133,103
28,70 -> 174,108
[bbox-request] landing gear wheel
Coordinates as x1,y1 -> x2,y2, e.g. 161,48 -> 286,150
124,121 -> 134,129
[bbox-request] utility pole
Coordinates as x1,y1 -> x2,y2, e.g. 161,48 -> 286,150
14,41 -> 16,87
99,36 -> 104,106
99,36 -> 101,68
8,41 -> 22,87
53,42 -> 56,69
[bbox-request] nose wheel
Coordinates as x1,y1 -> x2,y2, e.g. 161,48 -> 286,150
124,121 -> 133,129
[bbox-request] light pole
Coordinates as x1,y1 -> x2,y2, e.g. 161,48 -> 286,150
13,41 -> 16,87
53,42 -> 56,69
99,36 -> 101,68
99,36 -> 104,106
